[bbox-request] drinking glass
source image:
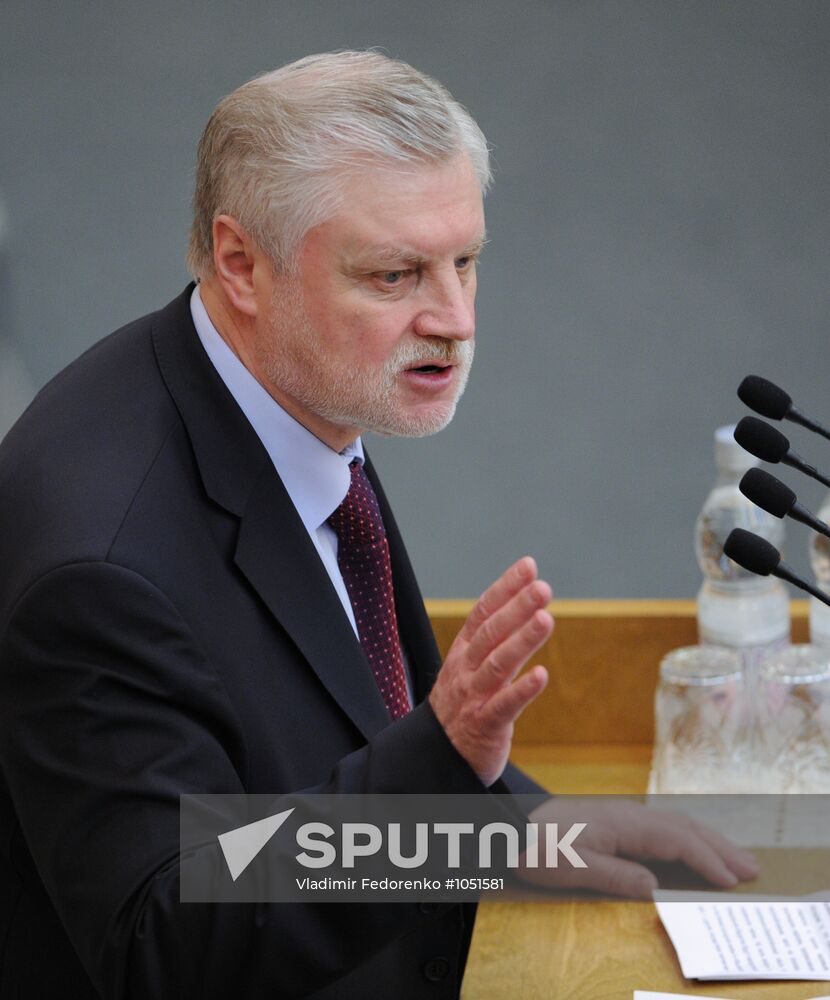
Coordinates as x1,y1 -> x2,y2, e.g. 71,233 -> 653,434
757,645 -> 830,793
651,646 -> 747,793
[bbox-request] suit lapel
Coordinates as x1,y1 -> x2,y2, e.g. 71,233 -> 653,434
233,465 -> 394,739
152,286 -> 391,740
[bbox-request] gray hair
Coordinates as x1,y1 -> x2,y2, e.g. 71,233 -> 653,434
187,50 -> 491,278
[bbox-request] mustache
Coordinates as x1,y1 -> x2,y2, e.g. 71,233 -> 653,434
391,338 -> 474,369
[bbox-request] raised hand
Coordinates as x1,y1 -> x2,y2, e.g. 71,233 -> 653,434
428,556 -> 554,786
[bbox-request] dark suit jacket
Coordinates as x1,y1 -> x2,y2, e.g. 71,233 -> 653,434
0,286 -> 542,999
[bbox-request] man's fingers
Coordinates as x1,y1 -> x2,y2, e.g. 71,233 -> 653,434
620,808 -> 757,887
564,851 -> 659,900
470,609 -> 553,695
456,557 -> 537,643
523,849 -> 658,900
633,818 -> 740,888
477,665 -> 548,727
465,579 -> 552,670
519,801 -> 760,899
686,818 -> 759,881
435,555 -> 553,787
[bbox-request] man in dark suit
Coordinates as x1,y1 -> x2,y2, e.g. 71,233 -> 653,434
0,51 -> 755,999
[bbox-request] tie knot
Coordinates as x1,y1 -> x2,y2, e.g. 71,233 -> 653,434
328,460 -> 386,546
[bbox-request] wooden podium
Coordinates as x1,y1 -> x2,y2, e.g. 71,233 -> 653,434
425,599 -> 823,1000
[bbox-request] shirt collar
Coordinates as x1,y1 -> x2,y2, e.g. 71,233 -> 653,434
190,285 -> 363,533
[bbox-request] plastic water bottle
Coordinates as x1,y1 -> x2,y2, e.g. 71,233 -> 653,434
695,425 -> 790,671
808,491 -> 830,645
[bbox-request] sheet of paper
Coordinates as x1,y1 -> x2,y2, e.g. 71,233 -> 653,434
654,890 -> 830,981
634,992 -> 735,999
634,993 -> 830,999
634,991 -> 735,998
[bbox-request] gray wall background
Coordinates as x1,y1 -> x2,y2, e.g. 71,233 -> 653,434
1,1 -> 828,599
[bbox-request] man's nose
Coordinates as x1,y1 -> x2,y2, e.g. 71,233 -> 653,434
412,270 -> 475,342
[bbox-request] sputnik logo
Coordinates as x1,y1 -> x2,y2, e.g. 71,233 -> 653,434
217,808 -> 295,881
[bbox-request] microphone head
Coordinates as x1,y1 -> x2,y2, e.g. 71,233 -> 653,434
738,467 -> 796,519
723,528 -> 781,577
737,375 -> 792,420
733,416 -> 790,464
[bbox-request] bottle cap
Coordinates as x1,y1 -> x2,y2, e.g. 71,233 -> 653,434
714,424 -> 759,474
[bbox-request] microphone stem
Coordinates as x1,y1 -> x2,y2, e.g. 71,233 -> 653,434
790,502 -> 830,541
774,563 -> 830,609
784,455 -> 830,490
808,466 -> 830,490
789,407 -> 830,444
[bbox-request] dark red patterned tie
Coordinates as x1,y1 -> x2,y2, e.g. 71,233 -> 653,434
328,460 -> 411,720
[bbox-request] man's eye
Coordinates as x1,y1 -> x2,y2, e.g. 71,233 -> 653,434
455,256 -> 474,270
379,270 -> 407,285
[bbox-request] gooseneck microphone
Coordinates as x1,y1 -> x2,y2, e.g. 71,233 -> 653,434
738,468 -> 830,541
733,416 -> 830,489
738,375 -> 830,443
723,528 -> 830,609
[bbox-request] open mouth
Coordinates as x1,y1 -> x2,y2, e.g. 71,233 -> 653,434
408,363 -> 450,374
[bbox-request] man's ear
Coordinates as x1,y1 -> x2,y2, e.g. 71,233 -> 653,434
211,215 -> 261,317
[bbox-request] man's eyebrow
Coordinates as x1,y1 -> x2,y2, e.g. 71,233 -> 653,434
350,235 -> 489,269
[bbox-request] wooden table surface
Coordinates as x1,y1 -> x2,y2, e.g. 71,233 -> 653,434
424,600 -> 825,998
461,745 -> 830,1000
